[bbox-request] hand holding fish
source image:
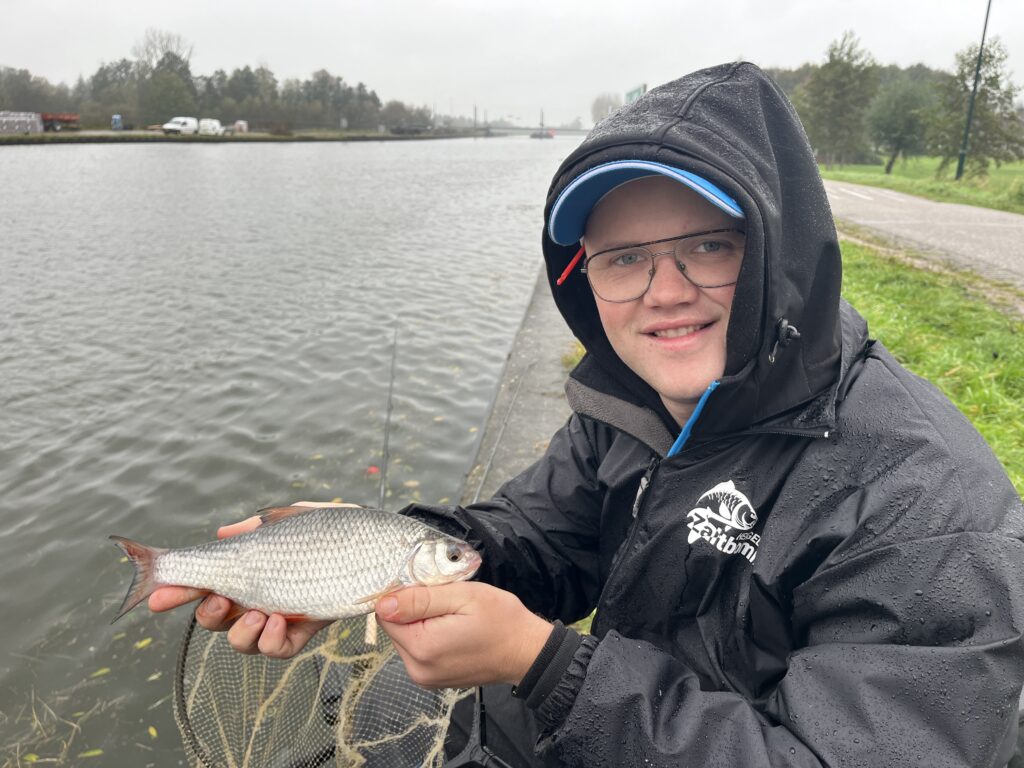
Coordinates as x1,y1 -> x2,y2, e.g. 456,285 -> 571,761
376,581 -> 553,689
119,501 -> 482,660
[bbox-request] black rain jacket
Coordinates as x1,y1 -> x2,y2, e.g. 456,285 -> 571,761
410,62 -> 1024,767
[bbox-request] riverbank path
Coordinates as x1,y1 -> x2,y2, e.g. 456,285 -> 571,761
825,179 -> 1024,290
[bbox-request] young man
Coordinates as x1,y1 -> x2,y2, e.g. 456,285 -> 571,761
154,62 -> 1024,766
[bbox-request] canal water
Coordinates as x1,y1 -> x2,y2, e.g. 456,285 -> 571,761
0,135 -> 578,766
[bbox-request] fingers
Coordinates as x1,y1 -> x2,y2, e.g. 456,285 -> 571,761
149,585 -> 207,613
195,594 -> 240,631
217,515 -> 262,539
225,612 -> 332,657
376,584 -> 469,624
227,610 -> 269,654
260,617 -> 333,657
375,583 -> 554,689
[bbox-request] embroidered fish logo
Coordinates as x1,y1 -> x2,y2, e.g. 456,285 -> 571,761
686,480 -> 759,557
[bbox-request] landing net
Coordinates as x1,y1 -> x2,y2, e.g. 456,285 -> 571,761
174,614 -> 468,767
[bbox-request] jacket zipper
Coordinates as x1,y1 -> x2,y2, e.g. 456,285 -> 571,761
590,425 -> 829,631
594,455 -> 660,633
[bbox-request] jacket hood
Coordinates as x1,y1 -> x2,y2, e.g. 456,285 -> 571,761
543,62 -> 843,441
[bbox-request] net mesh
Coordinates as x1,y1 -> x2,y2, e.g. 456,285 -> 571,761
175,614 -> 468,768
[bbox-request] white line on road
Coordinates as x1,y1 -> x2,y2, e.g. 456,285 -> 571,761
834,186 -> 873,200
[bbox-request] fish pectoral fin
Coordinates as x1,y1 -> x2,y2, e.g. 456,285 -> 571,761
219,601 -> 249,624
355,581 -> 403,607
279,613 -> 314,623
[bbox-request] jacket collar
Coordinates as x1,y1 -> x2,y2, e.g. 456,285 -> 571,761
566,301 -> 869,457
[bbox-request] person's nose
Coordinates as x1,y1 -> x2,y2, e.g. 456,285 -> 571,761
643,252 -> 700,307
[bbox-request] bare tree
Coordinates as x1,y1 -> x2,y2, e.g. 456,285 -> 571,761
132,28 -> 194,73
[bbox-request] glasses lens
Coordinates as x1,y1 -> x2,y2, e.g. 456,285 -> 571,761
673,230 -> 744,287
584,229 -> 746,301
585,249 -> 653,302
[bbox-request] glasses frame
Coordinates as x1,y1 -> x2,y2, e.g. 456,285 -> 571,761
580,227 -> 746,303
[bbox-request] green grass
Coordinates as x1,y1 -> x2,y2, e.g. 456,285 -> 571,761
842,239 -> 1023,493
820,156 -> 1024,215
562,340 -> 585,370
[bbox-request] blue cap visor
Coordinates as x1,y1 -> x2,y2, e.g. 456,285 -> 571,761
548,160 -> 744,246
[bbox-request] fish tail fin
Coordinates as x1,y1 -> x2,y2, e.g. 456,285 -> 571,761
110,535 -> 164,623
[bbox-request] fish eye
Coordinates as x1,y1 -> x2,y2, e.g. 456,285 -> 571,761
445,543 -> 462,562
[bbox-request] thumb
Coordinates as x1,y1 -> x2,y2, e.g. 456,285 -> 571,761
375,584 -> 468,624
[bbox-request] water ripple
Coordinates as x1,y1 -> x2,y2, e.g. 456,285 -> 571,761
0,135 -> 578,763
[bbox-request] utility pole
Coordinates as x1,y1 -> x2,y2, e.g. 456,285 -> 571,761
956,0 -> 994,180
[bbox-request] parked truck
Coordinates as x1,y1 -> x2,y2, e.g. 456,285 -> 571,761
40,113 -> 80,131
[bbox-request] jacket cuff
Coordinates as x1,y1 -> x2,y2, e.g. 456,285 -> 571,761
511,621 -> 565,701
532,634 -> 599,734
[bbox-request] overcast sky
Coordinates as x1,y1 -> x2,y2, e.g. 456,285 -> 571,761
3,0 -> 1022,127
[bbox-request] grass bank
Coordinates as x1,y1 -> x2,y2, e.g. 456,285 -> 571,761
820,156 -> 1024,216
842,239 -> 1022,493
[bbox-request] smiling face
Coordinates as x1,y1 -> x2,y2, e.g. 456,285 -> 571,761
583,176 -> 744,426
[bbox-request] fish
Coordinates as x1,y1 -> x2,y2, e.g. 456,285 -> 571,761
110,505 -> 482,622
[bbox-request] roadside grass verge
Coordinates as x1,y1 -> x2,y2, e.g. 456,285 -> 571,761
820,156 -> 1024,216
842,239 -> 1023,494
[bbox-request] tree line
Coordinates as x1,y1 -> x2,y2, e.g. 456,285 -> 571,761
771,32 -> 1023,177
590,32 -> 1024,178
0,29 -> 434,133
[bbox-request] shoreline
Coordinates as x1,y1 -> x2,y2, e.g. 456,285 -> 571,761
461,264 -> 575,505
0,129 -> 499,146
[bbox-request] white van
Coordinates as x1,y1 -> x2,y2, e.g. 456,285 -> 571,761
198,118 -> 224,136
162,116 -> 198,135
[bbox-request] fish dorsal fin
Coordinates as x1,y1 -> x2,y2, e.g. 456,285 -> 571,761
255,504 -> 368,528
256,505 -> 318,527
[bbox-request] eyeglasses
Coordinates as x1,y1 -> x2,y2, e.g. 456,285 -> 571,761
580,228 -> 745,303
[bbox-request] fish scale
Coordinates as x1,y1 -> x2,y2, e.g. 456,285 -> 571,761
111,506 -> 482,621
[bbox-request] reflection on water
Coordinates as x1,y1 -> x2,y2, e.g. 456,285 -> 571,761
0,135 -> 577,765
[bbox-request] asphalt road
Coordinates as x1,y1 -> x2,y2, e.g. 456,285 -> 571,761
824,179 -> 1024,290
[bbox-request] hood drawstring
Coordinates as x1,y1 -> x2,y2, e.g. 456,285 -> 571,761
556,245 -> 587,286
768,318 -> 801,364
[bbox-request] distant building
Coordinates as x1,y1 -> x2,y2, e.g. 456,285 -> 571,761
0,111 -> 44,135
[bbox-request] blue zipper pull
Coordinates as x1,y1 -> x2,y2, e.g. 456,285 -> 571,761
666,380 -> 720,457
